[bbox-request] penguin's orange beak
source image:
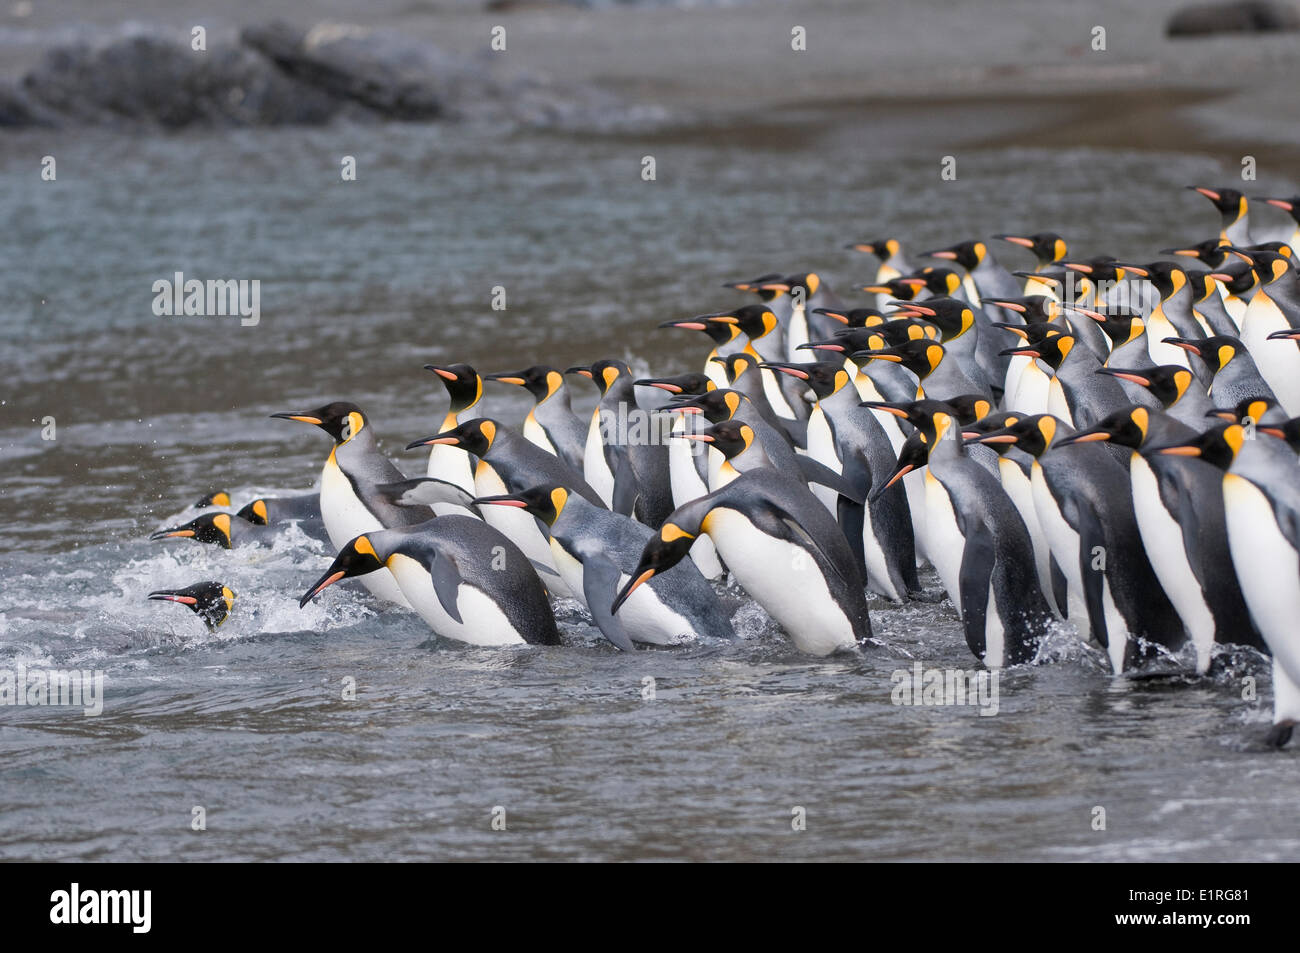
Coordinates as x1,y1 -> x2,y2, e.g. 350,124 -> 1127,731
270,413 -> 323,425
299,571 -> 347,607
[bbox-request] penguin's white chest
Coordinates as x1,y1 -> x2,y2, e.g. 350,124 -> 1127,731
1224,475 -> 1300,690
704,508 -> 857,656
805,406 -> 840,512
584,409 -> 617,507
924,472 -> 966,618
522,410 -> 558,457
387,554 -> 524,646
320,453 -> 411,609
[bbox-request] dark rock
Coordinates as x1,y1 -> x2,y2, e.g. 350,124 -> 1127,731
1167,1 -> 1300,36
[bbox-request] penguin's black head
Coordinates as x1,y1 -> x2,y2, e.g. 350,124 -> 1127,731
895,297 -> 978,340
474,484 -> 570,526
406,418 -> 499,457
760,360 -> 849,400
1000,331 -> 1075,370
484,365 -> 564,404
911,266 -> 964,297
1138,261 -> 1190,299
1147,422 -> 1243,470
1245,250 -> 1293,286
1162,335 -> 1242,373
782,272 -> 824,299
723,273 -> 785,302
683,420 -> 756,462
994,232 -> 1068,265
1089,309 -> 1145,347
812,306 -> 886,328
1259,417 -> 1300,452
148,581 -> 235,629
1205,260 -> 1257,295
149,512 -> 236,549
944,393 -> 996,425
1261,196 -> 1300,225
920,240 -> 986,272
237,499 -> 270,525
1206,396 -> 1278,426
801,326 -> 887,357
424,364 -> 482,414
860,398 -> 959,442
1161,238 -> 1231,268
966,414 -> 1061,458
612,521 -> 698,616
1095,364 -> 1196,409
658,315 -> 739,347
710,352 -> 760,384
1062,256 -> 1130,286
299,535 -> 386,608
1056,405 -> 1153,451
852,338 -> 946,378
586,359 -> 632,396
845,238 -> 903,261
634,372 -> 713,398
667,388 -> 744,424
707,304 -> 780,341
194,490 -> 231,509
983,296 -> 1056,324
1188,185 -> 1247,221
271,401 -> 366,444
859,277 -> 924,301
872,429 -> 933,502
959,411 -> 1025,453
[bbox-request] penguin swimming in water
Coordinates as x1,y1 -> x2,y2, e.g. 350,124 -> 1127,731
148,581 -> 235,629
612,423 -> 873,657
475,484 -> 734,650
150,511 -> 277,549
271,402 -> 433,608
1057,405 -> 1266,672
483,365 -> 587,474
1151,423 -> 1300,746
193,491 -> 231,509
300,517 -> 561,647
236,493 -> 329,544
967,414 -> 1187,674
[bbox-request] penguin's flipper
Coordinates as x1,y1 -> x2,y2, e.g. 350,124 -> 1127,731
836,496 -> 869,579
1075,504 -> 1109,649
871,480 -> 919,594
1050,554 -> 1069,620
610,451 -> 640,517
582,557 -> 637,652
752,501 -> 855,589
797,456 -> 865,503
379,477 -> 477,512
528,558 -> 562,579
428,552 -> 466,624
958,528 -> 996,659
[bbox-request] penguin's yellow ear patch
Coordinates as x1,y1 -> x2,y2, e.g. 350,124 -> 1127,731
252,500 -> 268,523
213,513 -> 232,539
1224,424 -> 1245,456
1130,406 -> 1149,438
1173,369 -> 1193,397
545,371 -> 563,398
354,535 -> 377,559
221,587 -> 235,618
1038,416 -> 1057,446
602,365 -> 620,389
805,273 -> 820,296
723,391 -> 740,416
480,420 -> 497,446
660,522 -> 695,543
1053,238 -> 1067,262
549,487 -> 569,515
1217,344 -> 1236,369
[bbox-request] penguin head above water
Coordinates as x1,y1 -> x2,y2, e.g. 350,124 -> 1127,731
634,372 -> 713,398
270,401 -> 367,445
148,581 -> 235,629
1147,422 -> 1243,470
965,413 -> 1065,459
1095,365 -> 1196,409
406,418 -> 499,457
193,490 -> 231,509
994,232 -> 1068,266
760,360 -> 852,401
1161,335 -> 1244,374
484,365 -> 566,405
474,484 -> 570,526
705,304 -> 780,342
237,499 -> 271,525
149,512 -> 237,549
919,240 -> 988,272
424,364 -> 483,414
299,534 -> 388,607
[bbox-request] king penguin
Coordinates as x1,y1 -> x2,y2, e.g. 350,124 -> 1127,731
423,363 -> 484,513
148,581 -> 235,629
483,365 -> 587,474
